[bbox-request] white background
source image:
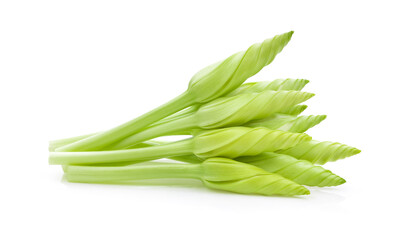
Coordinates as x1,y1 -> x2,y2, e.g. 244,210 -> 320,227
1,0 -> 393,239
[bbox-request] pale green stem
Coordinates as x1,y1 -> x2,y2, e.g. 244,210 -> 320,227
65,163 -> 202,183
50,139 -> 194,165
49,133 -> 95,151
56,92 -> 194,152
50,104 -> 198,152
107,114 -> 197,149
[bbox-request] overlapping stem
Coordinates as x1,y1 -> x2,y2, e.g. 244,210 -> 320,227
49,77 -> 310,151
56,92 -> 194,152
50,139 -> 193,165
49,127 -> 311,165
64,158 -> 309,196
108,91 -> 313,149
57,31 -> 294,152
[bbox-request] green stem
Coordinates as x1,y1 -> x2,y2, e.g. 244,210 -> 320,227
56,92 -> 194,152
49,105 -> 200,151
49,133 -> 95,151
50,139 -> 193,165
151,105 -> 199,126
65,163 -> 202,183
107,114 -> 197,149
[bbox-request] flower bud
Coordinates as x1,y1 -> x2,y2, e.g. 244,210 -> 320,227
278,140 -> 361,165
201,158 -> 309,196
195,90 -> 314,129
227,78 -> 309,96
187,31 -> 294,103
193,126 -> 311,159
237,153 -> 346,187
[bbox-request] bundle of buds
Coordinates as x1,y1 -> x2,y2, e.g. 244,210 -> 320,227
50,31 -> 360,196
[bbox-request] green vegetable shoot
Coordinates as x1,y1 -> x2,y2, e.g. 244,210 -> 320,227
49,31 -> 360,196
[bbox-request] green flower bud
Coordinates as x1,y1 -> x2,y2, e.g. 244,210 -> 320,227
107,91 -> 314,149
194,126 -> 311,159
63,158 -> 309,196
280,104 -> 308,115
49,127 -> 311,166
237,153 -> 346,187
187,31 -> 294,103
195,91 -> 314,129
278,140 -> 361,165
245,113 -> 326,133
227,78 -> 309,96
201,158 -> 309,196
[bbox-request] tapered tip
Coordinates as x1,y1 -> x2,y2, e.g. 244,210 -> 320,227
297,187 -> 310,195
318,173 -> 347,187
338,177 -> 346,185
285,185 -> 310,196
307,92 -> 316,99
328,176 -> 346,186
299,105 -> 308,111
319,115 -> 327,121
353,148 -> 361,155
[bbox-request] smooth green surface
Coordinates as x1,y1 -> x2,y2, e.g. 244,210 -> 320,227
50,139 -> 193,165
278,140 -> 361,165
64,158 -> 309,196
49,127 -> 311,165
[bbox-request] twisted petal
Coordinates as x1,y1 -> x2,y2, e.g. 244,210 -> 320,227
277,140 -> 361,165
280,104 -> 308,115
187,31 -> 294,102
238,153 -> 345,187
201,157 -> 265,181
161,78 -> 309,124
245,113 -> 297,129
245,113 -> 326,133
194,127 -> 311,159
277,114 -> 326,133
196,91 -> 314,129
227,78 -> 309,96
201,158 -> 309,196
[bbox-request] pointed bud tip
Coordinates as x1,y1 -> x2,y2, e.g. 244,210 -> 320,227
338,177 -> 346,185
314,115 -> 327,122
297,187 -> 310,195
352,148 -> 361,155
307,92 -> 316,98
319,115 -> 327,120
